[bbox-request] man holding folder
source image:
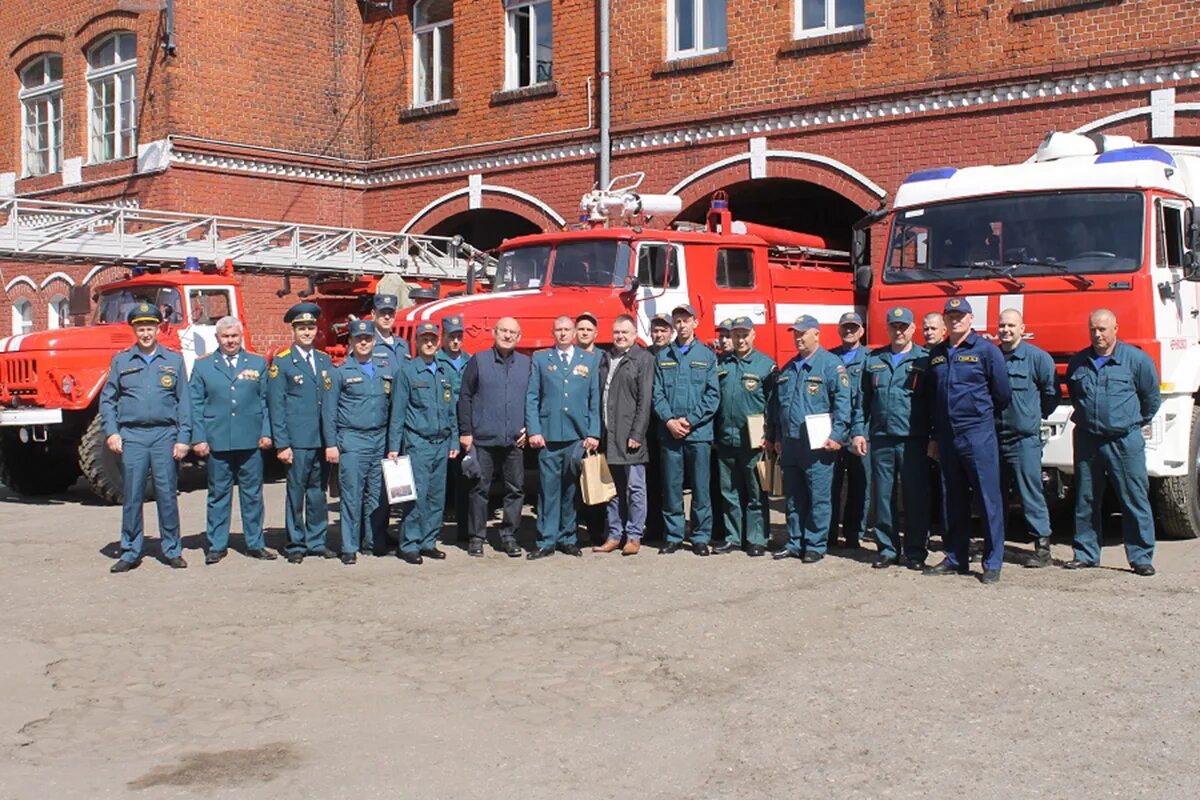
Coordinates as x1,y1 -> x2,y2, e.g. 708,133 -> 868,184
768,315 -> 851,563
714,317 -> 777,557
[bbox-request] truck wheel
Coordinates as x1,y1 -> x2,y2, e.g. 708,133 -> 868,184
78,415 -> 125,504
0,431 -> 80,496
1151,405 -> 1200,540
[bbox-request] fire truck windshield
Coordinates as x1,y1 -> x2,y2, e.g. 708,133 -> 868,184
493,240 -> 628,291
883,190 -> 1144,284
95,286 -> 185,325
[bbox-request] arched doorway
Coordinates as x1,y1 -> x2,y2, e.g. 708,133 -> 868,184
674,177 -> 863,250
426,208 -> 542,252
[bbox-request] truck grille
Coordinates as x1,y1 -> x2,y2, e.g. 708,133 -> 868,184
0,356 -> 37,391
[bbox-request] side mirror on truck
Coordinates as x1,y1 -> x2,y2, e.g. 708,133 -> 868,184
68,286 -> 91,321
1184,208 -> 1200,281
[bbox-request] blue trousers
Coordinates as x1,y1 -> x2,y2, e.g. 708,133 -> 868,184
781,438 -> 836,555
338,449 -> 383,555
870,436 -> 930,561
536,441 -> 581,550
717,446 -> 768,547
661,438 -> 713,544
1000,435 -> 1051,541
400,437 -> 450,554
205,448 -> 265,553
284,447 -> 329,555
605,463 -> 647,542
118,426 -> 181,562
829,447 -> 870,544
1073,430 -> 1155,567
938,425 -> 1006,571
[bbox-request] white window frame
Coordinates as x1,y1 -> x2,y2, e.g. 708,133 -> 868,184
667,0 -> 726,60
413,0 -> 454,106
11,299 -> 34,336
47,294 -> 71,329
504,0 -> 552,90
18,54 -> 64,178
794,0 -> 866,39
86,31 -> 138,164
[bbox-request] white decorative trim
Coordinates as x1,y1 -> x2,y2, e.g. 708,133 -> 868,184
62,157 -> 82,187
468,173 -> 483,210
1073,101 -> 1200,135
164,60 -> 1200,190
749,137 -> 768,180
667,150 -> 887,199
0,172 -> 15,199
38,271 -> 76,288
4,275 -> 37,292
399,184 -> 567,233
82,264 -> 113,285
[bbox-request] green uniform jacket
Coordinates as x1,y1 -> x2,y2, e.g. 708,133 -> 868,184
389,357 -> 459,452
715,349 -> 778,449
859,345 -> 931,440
652,339 -> 720,443
1066,341 -> 1160,438
321,356 -> 394,452
998,341 -> 1060,441
768,347 -> 851,444
832,344 -> 869,444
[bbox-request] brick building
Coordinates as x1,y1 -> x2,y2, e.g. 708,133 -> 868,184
1,0 -> 1197,349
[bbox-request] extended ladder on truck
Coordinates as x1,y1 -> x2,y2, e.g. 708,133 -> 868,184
0,197 -> 492,279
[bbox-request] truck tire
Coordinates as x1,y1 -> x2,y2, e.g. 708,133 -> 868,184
78,415 -> 125,504
0,431 -> 80,496
1151,405 -> 1200,540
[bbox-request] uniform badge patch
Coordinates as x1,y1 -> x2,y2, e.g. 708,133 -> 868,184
269,363 -> 279,379
574,364 -> 589,377
840,372 -> 850,387
444,387 -> 452,403
743,377 -> 759,391
931,355 -> 946,365
807,382 -> 819,395
160,374 -> 175,388
384,378 -> 392,395
323,375 -> 332,391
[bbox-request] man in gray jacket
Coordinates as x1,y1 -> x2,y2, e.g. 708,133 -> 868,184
457,317 -> 531,558
594,314 -> 655,556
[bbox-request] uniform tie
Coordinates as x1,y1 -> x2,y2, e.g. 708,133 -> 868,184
559,351 -> 569,368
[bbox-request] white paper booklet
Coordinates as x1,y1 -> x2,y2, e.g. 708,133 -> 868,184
804,413 -> 832,449
382,456 -> 418,504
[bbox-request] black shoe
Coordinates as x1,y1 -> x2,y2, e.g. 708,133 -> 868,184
658,542 -> 683,555
110,559 -> 137,573
746,544 -> 766,557
904,558 -> 927,571
1063,559 -> 1097,570
526,547 -> 555,560
712,542 -> 738,555
979,568 -> 1001,585
398,551 -> 423,565
801,551 -> 824,563
503,540 -> 523,558
312,547 -> 338,559
1132,563 -> 1156,577
246,549 -> 277,561
773,549 -> 799,560
872,555 -> 898,570
924,559 -> 967,576
844,539 -> 861,550
340,553 -> 357,565
286,552 -> 304,564
168,556 -> 188,569
205,550 -> 227,565
468,540 -> 484,558
420,548 -> 447,560
692,543 -> 711,557
1025,538 -> 1051,568
556,543 -> 583,557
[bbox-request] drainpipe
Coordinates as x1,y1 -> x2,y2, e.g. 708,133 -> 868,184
598,0 -> 611,189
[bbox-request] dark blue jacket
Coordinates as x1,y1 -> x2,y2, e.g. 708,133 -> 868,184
928,332 -> 1011,439
100,345 -> 191,442
768,347 -> 852,445
457,347 -> 532,447
1066,341 -> 1161,438
189,349 -> 270,451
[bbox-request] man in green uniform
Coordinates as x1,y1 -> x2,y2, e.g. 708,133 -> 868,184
390,321 -> 459,565
436,315 -> 471,545
713,317 -> 777,557
829,311 -> 869,549
852,306 -> 930,570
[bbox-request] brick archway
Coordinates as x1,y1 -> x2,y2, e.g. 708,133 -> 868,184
401,185 -> 566,235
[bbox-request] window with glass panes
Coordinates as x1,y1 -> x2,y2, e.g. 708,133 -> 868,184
414,0 -> 454,105
19,54 -> 63,177
668,0 -> 727,59
796,0 -> 865,37
87,32 -> 137,163
505,0 -> 552,89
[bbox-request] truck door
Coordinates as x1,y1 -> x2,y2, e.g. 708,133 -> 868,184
633,242 -> 690,343
711,246 -> 773,356
179,287 -> 236,373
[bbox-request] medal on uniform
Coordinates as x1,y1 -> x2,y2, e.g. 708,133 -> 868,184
444,387 -> 452,403
269,363 -> 279,379
807,382 -> 819,395
293,374 -> 304,385
744,377 -> 759,391
324,375 -> 332,390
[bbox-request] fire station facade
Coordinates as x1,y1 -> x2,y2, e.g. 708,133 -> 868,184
1,0 -> 1197,348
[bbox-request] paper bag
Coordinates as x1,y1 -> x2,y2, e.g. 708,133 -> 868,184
580,452 -> 618,506
745,413 -> 766,448
382,455 -> 418,504
756,452 -> 784,496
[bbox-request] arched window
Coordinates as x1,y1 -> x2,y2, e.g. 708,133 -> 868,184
11,299 -> 34,336
19,54 -> 63,177
413,0 -> 453,106
48,294 -> 71,329
87,32 -> 137,163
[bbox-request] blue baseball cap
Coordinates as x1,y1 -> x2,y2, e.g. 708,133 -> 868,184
943,297 -> 973,314
441,315 -> 464,334
374,294 -> 399,312
671,303 -> 698,318
838,311 -> 864,327
791,315 -> 821,332
414,321 -> 439,337
650,313 -> 672,328
716,318 -> 733,333
284,302 -> 321,326
886,306 -> 915,325
349,319 -> 374,338
730,316 -> 755,331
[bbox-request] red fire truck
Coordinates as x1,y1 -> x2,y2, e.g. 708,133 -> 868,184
398,176 -> 857,363
858,132 -> 1200,538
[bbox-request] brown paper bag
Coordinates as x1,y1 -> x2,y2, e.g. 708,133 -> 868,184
580,452 -> 618,505
756,453 -> 784,496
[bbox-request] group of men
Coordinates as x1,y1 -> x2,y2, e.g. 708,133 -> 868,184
100,292 -> 1162,582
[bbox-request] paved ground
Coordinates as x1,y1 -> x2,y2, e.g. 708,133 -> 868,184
1,475 -> 1198,799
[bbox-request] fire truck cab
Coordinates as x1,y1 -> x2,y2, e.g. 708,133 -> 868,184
861,132 -> 1200,537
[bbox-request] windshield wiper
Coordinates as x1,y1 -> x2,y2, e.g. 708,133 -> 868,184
941,262 -> 1026,290
1026,261 -> 1095,288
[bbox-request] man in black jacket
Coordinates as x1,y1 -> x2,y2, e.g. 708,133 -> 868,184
594,314 -> 656,556
457,317 -> 531,558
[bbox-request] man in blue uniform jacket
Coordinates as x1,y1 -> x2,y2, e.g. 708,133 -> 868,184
924,297 -> 1011,584
190,316 -> 275,563
525,315 -> 601,559
268,303 -> 337,564
101,302 -> 192,572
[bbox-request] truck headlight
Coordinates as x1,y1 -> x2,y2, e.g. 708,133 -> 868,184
61,377 -> 74,395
